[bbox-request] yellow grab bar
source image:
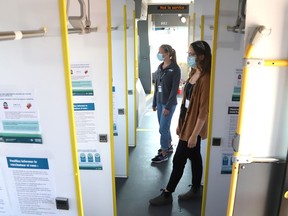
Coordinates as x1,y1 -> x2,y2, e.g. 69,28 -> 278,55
264,60 -> 288,67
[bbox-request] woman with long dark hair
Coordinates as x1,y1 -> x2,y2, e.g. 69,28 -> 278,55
150,40 -> 212,205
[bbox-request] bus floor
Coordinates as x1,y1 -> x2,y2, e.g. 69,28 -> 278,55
116,96 -> 202,216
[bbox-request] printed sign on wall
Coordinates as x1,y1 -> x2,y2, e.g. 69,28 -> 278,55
71,63 -> 103,170
71,63 -> 98,145
0,156 -> 57,215
221,153 -> 233,174
0,90 -> 42,144
226,105 -> 239,149
78,149 -> 103,170
232,69 -> 242,102
112,86 -> 118,136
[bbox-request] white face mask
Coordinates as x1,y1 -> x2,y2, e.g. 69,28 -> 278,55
187,56 -> 196,68
157,53 -> 164,61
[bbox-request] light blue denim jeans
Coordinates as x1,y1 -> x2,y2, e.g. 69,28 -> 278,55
157,103 -> 176,151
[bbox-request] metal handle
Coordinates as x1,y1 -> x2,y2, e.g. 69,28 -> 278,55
0,28 -> 47,41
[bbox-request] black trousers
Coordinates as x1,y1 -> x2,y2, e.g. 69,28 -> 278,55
166,136 -> 202,192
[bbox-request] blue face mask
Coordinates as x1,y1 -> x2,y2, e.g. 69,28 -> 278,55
157,53 -> 164,61
187,56 -> 196,68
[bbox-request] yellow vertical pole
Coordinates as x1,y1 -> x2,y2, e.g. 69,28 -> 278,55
193,13 -> 196,42
134,13 -> 139,80
106,0 -> 117,215
236,44 -> 254,134
201,15 -> 205,40
187,15 -> 191,76
58,0 -> 84,215
226,39 -> 255,216
187,15 -> 191,45
134,10 -> 138,144
201,0 -> 220,216
226,29 -> 288,216
123,4 -> 129,177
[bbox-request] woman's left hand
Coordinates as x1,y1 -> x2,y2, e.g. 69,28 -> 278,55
163,108 -> 170,116
187,134 -> 197,148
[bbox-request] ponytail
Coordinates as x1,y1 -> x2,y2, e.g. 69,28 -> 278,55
171,49 -> 177,62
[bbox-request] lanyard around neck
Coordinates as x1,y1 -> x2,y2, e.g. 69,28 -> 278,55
159,71 -> 167,83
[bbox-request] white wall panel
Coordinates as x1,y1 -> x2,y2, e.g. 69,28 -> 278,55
239,0 -> 288,158
111,0 -> 128,177
202,0 -> 245,215
68,0 -> 115,215
0,0 -> 82,215
126,0 -> 136,147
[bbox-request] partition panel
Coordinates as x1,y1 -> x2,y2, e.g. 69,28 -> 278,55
111,0 -> 128,178
67,0 -> 116,215
0,0 -> 83,215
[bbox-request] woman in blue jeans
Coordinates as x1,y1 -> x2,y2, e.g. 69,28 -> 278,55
151,44 -> 181,163
150,40 -> 212,205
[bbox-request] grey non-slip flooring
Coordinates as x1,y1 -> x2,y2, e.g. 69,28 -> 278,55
116,97 -> 202,216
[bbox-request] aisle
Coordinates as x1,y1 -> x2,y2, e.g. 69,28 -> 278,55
116,97 -> 202,216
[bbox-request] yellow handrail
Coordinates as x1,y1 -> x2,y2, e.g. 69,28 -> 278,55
226,43 -> 255,216
58,0 -> 84,215
201,15 -> 205,40
193,13 -> 196,42
236,44 -> 254,133
106,0 -> 117,215
264,60 -> 288,67
201,0 -> 220,215
133,10 -> 138,145
123,4 -> 129,177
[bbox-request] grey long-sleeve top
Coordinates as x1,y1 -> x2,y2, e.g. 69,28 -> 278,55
152,61 -> 181,111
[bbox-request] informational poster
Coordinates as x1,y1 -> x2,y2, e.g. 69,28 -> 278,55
221,153 -> 233,174
226,105 -> 239,149
74,102 -> 97,144
112,86 -> 118,136
71,63 -> 97,145
0,167 -> 11,214
71,64 -> 94,97
0,90 -> 42,144
78,149 -> 103,170
232,69 -> 242,102
71,63 -> 103,170
0,156 -> 57,215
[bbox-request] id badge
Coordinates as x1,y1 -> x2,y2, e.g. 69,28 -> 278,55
185,99 -> 190,108
158,85 -> 162,93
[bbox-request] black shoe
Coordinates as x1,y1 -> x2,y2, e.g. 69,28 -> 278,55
178,185 -> 200,201
149,189 -> 173,206
157,145 -> 174,155
151,154 -> 168,163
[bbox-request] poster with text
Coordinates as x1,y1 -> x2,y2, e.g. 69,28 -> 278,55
0,90 -> 42,144
221,153 -> 233,174
0,166 -> 12,215
71,63 -> 98,145
112,86 -> 118,136
0,156 -> 57,215
225,105 -> 239,149
232,69 -> 242,102
78,148 -> 103,170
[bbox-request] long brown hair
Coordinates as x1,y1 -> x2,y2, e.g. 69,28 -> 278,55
190,41 -> 212,74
